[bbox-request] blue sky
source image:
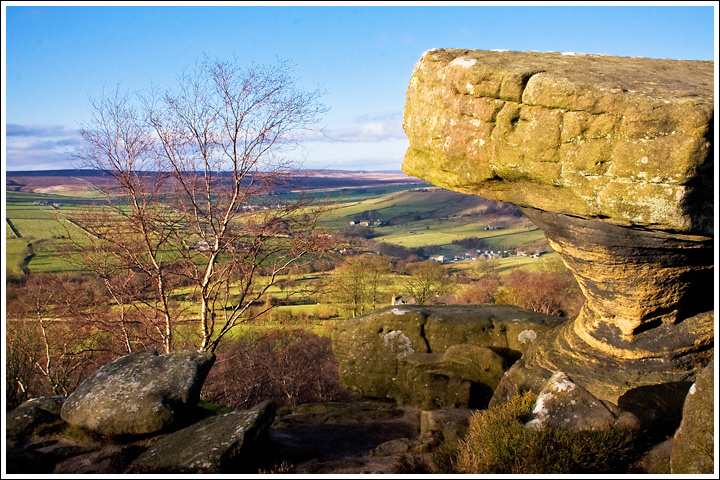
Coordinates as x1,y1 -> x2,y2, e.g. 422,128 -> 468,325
2,2 -> 717,171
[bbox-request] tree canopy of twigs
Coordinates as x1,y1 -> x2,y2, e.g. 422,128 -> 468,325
403,260 -> 451,305
68,57 -> 331,352
333,253 -> 392,317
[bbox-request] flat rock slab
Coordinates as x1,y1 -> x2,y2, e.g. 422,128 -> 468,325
264,400 -> 424,474
129,401 -> 275,474
403,48 -> 713,235
61,350 -> 215,436
6,396 -> 65,438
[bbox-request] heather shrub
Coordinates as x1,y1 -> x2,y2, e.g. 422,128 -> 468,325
201,328 -> 359,409
447,392 -> 638,474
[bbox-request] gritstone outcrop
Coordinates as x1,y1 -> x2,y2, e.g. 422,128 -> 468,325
402,48 -> 714,425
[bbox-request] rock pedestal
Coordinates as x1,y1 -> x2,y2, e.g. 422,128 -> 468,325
402,48 -> 714,419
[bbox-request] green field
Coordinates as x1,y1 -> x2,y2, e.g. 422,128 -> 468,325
5,182 -> 569,351
5,190 -> 101,206
375,223 -> 542,250
319,188 -> 484,227
6,184 -> 550,278
280,183 -> 423,205
318,187 -> 547,256
5,191 -> 97,275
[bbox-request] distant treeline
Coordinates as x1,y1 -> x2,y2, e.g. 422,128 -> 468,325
6,169 -> 429,193
451,237 -> 489,250
6,169 -> 115,177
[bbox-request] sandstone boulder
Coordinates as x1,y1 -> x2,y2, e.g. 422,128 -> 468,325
332,305 -> 563,401
396,345 -> 506,409
129,401 -> 276,474
525,371 -> 631,431
419,407 -> 473,446
402,48 -> 714,418
61,350 -> 215,436
670,360 -> 714,474
6,396 -> 65,438
403,48 -> 713,234
633,439 -> 673,475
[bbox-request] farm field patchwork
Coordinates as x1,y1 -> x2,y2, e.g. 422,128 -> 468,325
6,183 -> 549,274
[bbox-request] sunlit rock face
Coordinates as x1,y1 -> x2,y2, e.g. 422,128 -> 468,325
402,48 -> 714,424
403,48 -> 714,235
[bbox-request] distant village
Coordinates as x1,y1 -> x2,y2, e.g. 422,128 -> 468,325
348,219 -> 384,227
33,200 -> 62,208
428,248 -> 542,264
29,202 -> 544,262
346,219 -> 544,263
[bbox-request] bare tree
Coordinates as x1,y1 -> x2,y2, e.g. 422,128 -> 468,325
403,260 -> 451,305
333,253 -> 392,316
71,57 -> 330,352
5,274 -> 106,399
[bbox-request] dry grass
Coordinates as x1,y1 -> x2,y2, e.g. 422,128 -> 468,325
444,391 -> 638,474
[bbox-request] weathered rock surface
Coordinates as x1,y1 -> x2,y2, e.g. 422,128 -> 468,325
128,401 -> 276,474
331,305 -> 563,403
419,407 -> 473,446
60,349 -> 215,436
670,359 -> 715,474
403,48 -> 713,234
632,438 -> 674,474
402,48 -> 714,422
525,371 -> 636,431
397,345 -> 506,409
6,396 -> 65,438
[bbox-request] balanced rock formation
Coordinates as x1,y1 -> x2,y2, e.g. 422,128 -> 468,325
61,350 -> 215,436
332,304 -> 563,407
402,49 -> 714,423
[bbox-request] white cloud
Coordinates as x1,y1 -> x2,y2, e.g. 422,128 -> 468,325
300,136 -> 409,171
305,112 -> 406,143
5,124 -> 81,170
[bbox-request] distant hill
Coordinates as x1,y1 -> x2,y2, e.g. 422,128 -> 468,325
325,187 -> 530,227
5,169 -> 428,194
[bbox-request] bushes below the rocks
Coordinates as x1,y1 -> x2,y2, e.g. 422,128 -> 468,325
201,329 -> 359,410
438,392 -> 639,474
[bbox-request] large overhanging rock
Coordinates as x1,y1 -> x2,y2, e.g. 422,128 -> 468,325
402,49 -> 714,423
403,48 -> 713,234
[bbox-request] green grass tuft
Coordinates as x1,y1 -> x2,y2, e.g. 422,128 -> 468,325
196,400 -> 233,415
447,391 -> 638,474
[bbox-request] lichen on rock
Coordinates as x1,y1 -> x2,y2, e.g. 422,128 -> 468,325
331,305 -> 563,405
403,48 -> 713,235
60,350 -> 215,436
402,48 -> 714,429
